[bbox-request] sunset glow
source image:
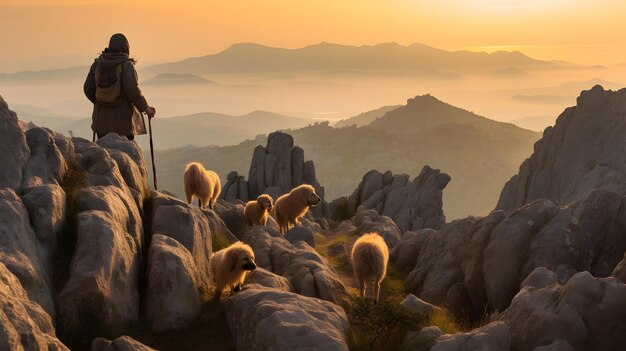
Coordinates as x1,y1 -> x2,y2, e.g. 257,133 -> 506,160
1,0 -> 625,72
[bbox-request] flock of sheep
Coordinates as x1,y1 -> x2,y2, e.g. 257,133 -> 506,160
184,162 -> 389,302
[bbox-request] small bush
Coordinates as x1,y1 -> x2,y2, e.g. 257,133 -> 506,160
348,298 -> 425,351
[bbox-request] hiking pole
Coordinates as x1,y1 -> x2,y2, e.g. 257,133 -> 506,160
146,113 -> 158,190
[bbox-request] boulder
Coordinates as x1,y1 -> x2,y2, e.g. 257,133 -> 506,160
97,133 -> 149,203
145,235 -> 202,332
21,126 -> 67,190
224,284 -> 349,351
428,322 -> 510,351
92,336 -> 156,351
406,189 -> 626,320
251,267 -> 293,292
401,294 -> 442,315
497,86 -> 626,212
284,226 -> 316,247
0,189 -> 54,317
0,95 -> 29,191
346,166 -> 450,233
21,184 -> 66,262
503,269 -> 626,351
57,207 -> 141,342
0,262 -> 68,351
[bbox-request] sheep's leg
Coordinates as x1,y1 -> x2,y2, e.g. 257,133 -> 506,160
186,193 -> 192,204
198,198 -> 202,208
374,281 -> 381,304
208,201 -> 213,210
359,279 -> 365,298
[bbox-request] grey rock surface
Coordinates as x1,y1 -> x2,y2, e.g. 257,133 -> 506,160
0,95 -> 29,191
224,284 -> 349,351
343,166 -> 450,233
497,86 -> 626,212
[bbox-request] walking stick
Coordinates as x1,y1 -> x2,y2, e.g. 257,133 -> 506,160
146,114 -> 158,190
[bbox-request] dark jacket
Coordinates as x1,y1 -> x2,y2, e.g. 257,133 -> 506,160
84,52 -> 149,136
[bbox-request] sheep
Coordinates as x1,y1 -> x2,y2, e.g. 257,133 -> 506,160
351,232 -> 389,303
244,194 -> 274,227
183,162 -> 221,210
210,241 -> 256,300
273,184 -> 321,234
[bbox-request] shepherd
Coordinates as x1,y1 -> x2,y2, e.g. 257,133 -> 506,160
84,33 -> 156,141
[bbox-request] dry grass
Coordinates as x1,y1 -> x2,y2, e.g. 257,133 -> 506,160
428,308 -> 461,334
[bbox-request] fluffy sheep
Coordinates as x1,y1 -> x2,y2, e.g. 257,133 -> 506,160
210,241 -> 256,300
244,194 -> 274,227
183,162 -> 221,209
273,184 -> 321,234
351,232 -> 389,303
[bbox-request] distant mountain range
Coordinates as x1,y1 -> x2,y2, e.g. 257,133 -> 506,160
143,73 -> 216,86
150,94 -> 541,219
141,42 -> 561,78
334,105 -> 401,127
15,109 -> 324,149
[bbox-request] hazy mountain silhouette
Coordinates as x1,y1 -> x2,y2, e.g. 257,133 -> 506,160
15,108 -> 323,149
143,73 -> 216,86
151,94 -> 540,219
333,105 -> 401,128
141,42 -> 558,77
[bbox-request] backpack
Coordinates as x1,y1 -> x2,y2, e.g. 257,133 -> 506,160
95,63 -> 122,106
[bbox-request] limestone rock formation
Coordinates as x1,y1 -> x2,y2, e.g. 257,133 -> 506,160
497,86 -> 626,212
0,262 -> 68,351
0,189 -> 55,317
0,95 -> 29,191
220,131 -> 329,219
390,229 -> 436,273
225,284 -> 349,351
145,234 -> 203,333
243,226 -> 349,307
502,268 -> 626,351
352,208 -> 402,248
406,189 -> 626,320
341,166 -> 450,232
400,322 -> 510,351
250,267 -> 293,292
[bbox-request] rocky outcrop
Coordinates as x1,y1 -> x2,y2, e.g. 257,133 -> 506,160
390,229 -> 436,273
502,268 -> 626,351
400,322 -> 510,351
224,284 -> 349,351
145,191 -> 217,331
340,166 -> 449,232
92,336 -> 156,351
497,86 -> 626,212
220,131 -> 329,219
406,189 -> 626,320
243,226 -> 349,307
0,95 -> 29,191
0,262 -> 68,351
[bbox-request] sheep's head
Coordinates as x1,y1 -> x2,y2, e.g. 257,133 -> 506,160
294,184 -> 321,207
229,243 -> 257,271
257,194 -> 274,211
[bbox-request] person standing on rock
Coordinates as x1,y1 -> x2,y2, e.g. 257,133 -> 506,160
84,33 -> 156,141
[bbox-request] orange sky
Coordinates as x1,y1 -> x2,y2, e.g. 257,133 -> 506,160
1,0 -> 625,72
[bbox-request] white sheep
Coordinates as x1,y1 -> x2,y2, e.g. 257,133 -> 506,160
351,232 -> 389,302
183,162 -> 221,209
210,241 -> 256,300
